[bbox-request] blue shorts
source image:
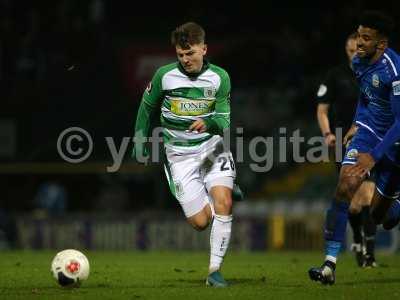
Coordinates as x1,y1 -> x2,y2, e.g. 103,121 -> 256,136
343,127 -> 400,199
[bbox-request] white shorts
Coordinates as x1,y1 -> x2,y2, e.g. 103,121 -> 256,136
164,136 -> 236,218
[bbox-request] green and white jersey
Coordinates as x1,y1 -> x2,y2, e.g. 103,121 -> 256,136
134,61 -> 231,148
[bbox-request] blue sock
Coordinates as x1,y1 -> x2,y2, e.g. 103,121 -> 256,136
324,199 -> 349,263
325,240 -> 342,262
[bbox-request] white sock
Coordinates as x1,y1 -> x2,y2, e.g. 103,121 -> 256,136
325,255 -> 337,264
209,214 -> 233,273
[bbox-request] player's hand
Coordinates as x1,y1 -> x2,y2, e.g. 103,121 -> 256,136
189,119 -> 207,133
346,152 -> 375,178
343,125 -> 358,148
324,133 -> 336,147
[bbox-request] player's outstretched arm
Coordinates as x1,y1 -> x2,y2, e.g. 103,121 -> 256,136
132,100 -> 155,162
132,70 -> 163,162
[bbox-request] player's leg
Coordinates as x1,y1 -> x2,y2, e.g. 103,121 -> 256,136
203,145 -> 236,287
368,188 -> 400,235
309,128 -> 379,284
354,180 -> 378,267
309,164 -> 365,285
370,191 -> 400,230
334,150 -> 365,266
381,198 -> 400,229
370,157 -> 400,229
370,191 -> 394,224
335,148 -> 364,267
348,192 -> 364,267
205,183 -> 233,287
205,181 -> 233,287
208,182 -> 233,270
327,164 -> 364,263
362,206 -> 378,267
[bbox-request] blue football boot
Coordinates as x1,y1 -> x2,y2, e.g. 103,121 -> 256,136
206,271 -> 228,287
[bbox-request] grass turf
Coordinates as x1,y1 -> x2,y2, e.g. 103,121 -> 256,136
0,251 -> 399,299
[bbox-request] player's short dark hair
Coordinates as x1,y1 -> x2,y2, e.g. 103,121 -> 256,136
171,22 -> 205,49
358,11 -> 395,38
347,32 -> 358,41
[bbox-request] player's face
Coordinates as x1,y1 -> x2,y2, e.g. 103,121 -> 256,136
176,43 -> 207,73
356,25 -> 381,58
345,38 -> 357,62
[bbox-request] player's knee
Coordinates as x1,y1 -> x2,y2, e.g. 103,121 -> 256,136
335,184 -> 350,201
188,216 -> 210,231
335,178 -> 359,201
349,204 -> 361,214
214,194 -> 232,213
192,221 -> 209,231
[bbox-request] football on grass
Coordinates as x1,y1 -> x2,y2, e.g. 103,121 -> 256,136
51,249 -> 90,287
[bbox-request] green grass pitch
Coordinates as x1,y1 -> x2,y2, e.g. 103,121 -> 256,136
0,251 -> 399,299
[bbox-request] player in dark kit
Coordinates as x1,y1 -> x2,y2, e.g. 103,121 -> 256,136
309,11 -> 400,285
316,33 -> 377,268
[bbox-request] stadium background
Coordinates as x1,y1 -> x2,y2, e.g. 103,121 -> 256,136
1,0 -> 400,251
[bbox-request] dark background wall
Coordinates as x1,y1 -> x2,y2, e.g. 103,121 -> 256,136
1,0 -> 399,212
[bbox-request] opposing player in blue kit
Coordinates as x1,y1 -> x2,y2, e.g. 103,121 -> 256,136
309,11 -> 400,285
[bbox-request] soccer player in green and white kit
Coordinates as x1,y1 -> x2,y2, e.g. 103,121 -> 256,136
132,22 -> 241,287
